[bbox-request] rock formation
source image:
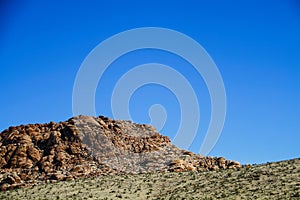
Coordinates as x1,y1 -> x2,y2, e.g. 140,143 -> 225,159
0,115 -> 241,190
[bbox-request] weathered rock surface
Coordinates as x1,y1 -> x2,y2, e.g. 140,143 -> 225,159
0,115 -> 242,190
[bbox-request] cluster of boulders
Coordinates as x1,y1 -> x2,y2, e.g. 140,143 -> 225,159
0,117 -> 114,190
0,115 -> 242,191
168,153 -> 241,172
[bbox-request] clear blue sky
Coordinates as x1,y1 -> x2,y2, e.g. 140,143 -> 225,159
1,0 -> 299,164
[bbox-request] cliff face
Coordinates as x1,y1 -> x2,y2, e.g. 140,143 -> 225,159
0,115 -> 241,190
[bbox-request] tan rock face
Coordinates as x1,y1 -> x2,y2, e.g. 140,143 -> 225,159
0,115 -> 242,191
27,146 -> 41,162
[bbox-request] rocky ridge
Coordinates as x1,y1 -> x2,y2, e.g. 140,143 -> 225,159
0,115 -> 241,190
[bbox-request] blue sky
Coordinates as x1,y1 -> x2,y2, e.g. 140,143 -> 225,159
1,0 -> 299,164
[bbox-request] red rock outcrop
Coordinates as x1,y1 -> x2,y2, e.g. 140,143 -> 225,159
0,115 -> 242,190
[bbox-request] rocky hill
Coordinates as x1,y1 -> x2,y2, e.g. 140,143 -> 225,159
0,115 -> 241,190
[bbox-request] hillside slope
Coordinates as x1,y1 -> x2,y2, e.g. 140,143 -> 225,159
0,158 -> 299,199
